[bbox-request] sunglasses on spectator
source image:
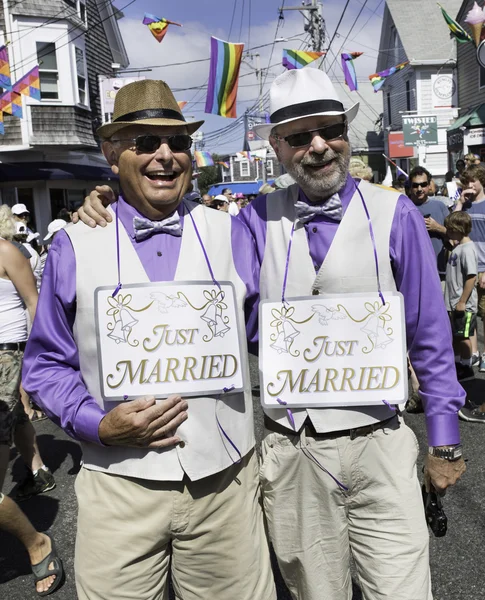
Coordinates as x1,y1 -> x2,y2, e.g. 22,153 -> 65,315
411,181 -> 429,189
272,122 -> 347,148
112,134 -> 193,153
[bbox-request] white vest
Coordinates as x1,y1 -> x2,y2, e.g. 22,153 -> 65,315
260,180 -> 401,432
66,202 -> 254,482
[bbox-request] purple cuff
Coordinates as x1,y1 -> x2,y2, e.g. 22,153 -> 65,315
73,399 -> 106,445
425,413 -> 461,447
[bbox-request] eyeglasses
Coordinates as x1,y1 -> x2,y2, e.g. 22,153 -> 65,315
273,122 -> 347,148
112,134 -> 192,153
411,182 -> 429,189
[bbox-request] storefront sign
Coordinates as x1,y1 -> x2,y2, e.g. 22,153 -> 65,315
95,282 -> 245,401
447,128 -> 464,152
464,127 -> 485,147
388,132 -> 414,158
99,76 -> 146,119
431,73 -> 457,109
403,116 -> 438,146
259,293 -> 407,408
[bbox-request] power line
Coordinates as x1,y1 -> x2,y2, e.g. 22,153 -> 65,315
238,0 -> 246,43
228,0 -> 238,41
321,0 -> 351,65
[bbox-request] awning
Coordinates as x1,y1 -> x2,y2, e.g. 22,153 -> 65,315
0,161 -> 117,182
208,180 -> 274,196
447,103 -> 485,132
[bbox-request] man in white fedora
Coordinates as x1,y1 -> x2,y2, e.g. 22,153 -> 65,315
74,69 -> 466,600
23,79 -> 275,600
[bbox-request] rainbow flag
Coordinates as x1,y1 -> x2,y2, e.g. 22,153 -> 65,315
177,101 -> 187,110
341,52 -> 363,91
0,90 -> 23,118
438,3 -> 473,44
142,13 -> 182,43
369,61 -> 409,92
282,49 -> 326,70
218,161 -> 230,169
194,151 -> 214,168
0,111 -> 4,135
13,66 -> 41,101
237,151 -> 253,162
0,45 -> 12,90
205,37 -> 244,119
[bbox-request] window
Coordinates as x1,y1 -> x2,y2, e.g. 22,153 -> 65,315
390,26 -> 399,64
240,160 -> 250,177
266,159 -> 274,176
386,92 -> 392,125
79,0 -> 86,24
75,47 -> 87,105
36,42 -> 59,99
406,80 -> 412,112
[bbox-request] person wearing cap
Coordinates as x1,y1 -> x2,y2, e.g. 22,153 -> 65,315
210,194 -> 230,212
22,80 -> 274,600
11,204 -> 38,239
43,219 -> 68,244
222,187 -> 240,216
72,70 -> 466,599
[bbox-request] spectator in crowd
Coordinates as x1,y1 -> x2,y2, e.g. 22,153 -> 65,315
454,165 -> 485,372
348,157 -> 373,181
11,204 -> 39,242
210,194 -> 230,212
465,152 -> 481,167
456,159 -> 466,177
392,175 -> 407,193
14,222 -> 42,288
56,208 -> 72,223
0,209 -> 62,595
221,187 -> 240,215
23,79 -> 275,600
444,211 -> 478,382
201,193 -> 212,206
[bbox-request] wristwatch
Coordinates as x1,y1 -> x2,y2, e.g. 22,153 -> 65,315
428,444 -> 463,461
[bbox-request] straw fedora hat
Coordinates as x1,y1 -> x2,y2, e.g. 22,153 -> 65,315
97,79 -> 204,139
254,68 -> 359,140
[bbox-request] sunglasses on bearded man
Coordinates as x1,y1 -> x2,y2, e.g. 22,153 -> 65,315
272,121 -> 347,148
112,134 -> 193,154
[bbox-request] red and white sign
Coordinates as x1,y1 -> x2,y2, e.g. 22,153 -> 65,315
388,132 -> 414,158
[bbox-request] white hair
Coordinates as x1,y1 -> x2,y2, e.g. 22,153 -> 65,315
0,205 -> 16,240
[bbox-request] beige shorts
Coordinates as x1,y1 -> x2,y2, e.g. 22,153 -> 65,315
75,449 -> 276,600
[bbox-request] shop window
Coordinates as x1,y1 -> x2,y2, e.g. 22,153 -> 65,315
50,189 -> 86,219
36,42 -> 59,100
266,159 -> 274,176
240,160 -> 250,177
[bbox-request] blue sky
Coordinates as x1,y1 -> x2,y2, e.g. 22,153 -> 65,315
114,0 -> 386,154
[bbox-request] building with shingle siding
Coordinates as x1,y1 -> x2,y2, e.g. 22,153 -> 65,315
376,0 -> 461,181
0,0 -> 128,236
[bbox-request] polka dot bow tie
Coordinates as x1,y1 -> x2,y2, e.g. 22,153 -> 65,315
133,213 -> 182,241
294,195 -> 343,224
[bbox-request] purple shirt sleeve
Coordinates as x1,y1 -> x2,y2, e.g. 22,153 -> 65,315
240,180 -> 464,446
22,203 -> 260,445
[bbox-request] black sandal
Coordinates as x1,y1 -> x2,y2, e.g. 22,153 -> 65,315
31,534 -> 64,597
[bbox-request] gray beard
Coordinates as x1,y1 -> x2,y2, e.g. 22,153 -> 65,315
284,146 -> 351,202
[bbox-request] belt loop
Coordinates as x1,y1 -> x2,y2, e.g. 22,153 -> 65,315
349,428 -> 357,441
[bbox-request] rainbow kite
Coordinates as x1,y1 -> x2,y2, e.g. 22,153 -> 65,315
194,151 -> 214,168
0,111 -> 4,135
142,14 -> 182,43
205,37 -> 244,119
369,61 -> 409,92
341,52 -> 363,91
13,66 -> 41,101
0,90 -> 23,118
0,45 -> 12,90
282,49 -> 326,70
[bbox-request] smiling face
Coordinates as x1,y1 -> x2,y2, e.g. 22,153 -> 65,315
102,124 -> 192,219
270,115 -> 351,202
410,174 -> 430,205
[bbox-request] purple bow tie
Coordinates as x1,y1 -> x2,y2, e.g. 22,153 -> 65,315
133,213 -> 182,241
294,195 -> 343,224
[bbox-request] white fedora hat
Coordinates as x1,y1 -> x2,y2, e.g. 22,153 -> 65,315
254,68 -> 359,140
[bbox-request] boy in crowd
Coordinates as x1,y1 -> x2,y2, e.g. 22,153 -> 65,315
444,212 -> 478,382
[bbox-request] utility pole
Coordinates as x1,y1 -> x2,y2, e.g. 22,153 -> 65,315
279,0 -> 325,51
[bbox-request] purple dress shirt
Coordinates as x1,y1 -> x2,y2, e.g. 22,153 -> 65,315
22,198 -> 260,445
238,175 -> 465,447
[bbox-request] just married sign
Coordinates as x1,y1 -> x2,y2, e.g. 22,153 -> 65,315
95,282 -> 245,401
259,292 -> 408,408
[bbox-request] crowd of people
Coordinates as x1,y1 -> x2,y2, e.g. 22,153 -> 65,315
0,67 -> 475,599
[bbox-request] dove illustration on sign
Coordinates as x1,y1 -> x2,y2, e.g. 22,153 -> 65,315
311,304 -> 347,326
150,291 -> 187,313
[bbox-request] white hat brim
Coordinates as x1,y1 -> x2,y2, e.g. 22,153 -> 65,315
43,232 -> 54,241
254,102 -> 360,141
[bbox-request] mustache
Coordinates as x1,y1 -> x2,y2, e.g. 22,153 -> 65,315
300,152 -> 341,167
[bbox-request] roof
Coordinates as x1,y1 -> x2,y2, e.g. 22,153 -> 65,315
208,180 -> 275,196
0,162 -> 117,182
380,0 -> 462,68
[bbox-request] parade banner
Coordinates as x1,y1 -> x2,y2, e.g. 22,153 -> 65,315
259,293 -> 407,408
95,282 -> 245,401
402,115 -> 438,146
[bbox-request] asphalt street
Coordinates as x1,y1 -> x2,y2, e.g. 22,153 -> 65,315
1,353 -> 485,600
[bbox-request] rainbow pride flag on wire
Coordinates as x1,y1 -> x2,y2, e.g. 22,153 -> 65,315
369,61 -> 409,92
13,66 -> 41,101
177,101 -> 187,110
0,45 -> 12,90
205,37 -> 244,119
194,151 -> 214,168
341,52 -> 363,91
142,14 -> 182,43
0,90 -> 23,118
282,49 -> 326,70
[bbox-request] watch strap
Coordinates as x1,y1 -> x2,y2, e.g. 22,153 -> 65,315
428,444 -> 463,460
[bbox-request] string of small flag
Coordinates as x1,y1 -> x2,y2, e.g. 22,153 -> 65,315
193,151 -> 263,169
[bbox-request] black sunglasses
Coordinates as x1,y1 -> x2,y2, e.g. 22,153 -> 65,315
273,122 -> 347,148
113,134 -> 192,153
411,181 -> 429,189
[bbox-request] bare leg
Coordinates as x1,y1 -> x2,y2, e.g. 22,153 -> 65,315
409,362 -> 419,393
0,446 -> 57,594
14,420 -> 44,473
470,330 -> 478,355
19,383 -> 33,419
460,338 -> 472,361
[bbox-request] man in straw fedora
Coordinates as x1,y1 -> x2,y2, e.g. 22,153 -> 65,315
75,69 -> 466,600
22,79 -> 275,600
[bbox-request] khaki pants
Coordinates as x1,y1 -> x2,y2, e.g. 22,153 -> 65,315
75,449 -> 276,600
260,417 -> 432,600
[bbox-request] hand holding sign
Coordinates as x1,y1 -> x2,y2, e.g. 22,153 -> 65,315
98,395 -> 188,448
